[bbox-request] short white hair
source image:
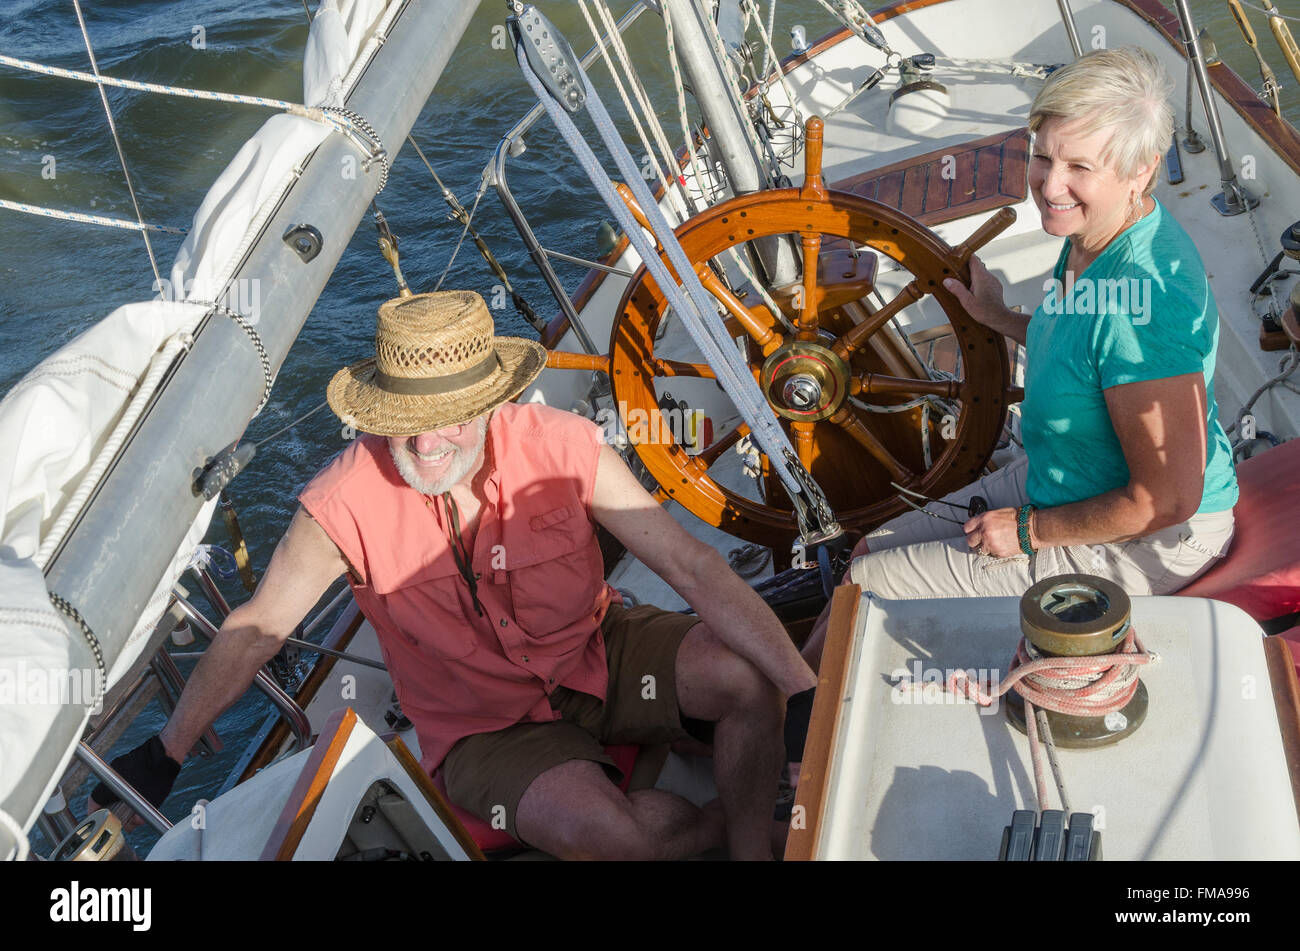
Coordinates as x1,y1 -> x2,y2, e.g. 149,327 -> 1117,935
1029,47 -> 1175,196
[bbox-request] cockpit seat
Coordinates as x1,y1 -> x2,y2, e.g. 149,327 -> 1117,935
1176,437 -> 1300,623
1177,438 -> 1300,681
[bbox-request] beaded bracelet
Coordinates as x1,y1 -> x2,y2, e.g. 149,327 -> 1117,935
1017,504 -> 1037,556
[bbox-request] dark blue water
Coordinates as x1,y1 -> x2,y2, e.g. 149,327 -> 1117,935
2,0 -> 1294,853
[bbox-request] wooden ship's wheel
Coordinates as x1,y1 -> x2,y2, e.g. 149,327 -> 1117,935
549,117 -> 1023,548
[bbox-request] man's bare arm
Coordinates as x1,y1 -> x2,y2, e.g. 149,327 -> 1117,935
157,506 -> 347,763
589,444 -> 816,697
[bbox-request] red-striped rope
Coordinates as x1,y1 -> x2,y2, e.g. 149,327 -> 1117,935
938,627 -> 1156,811
944,628 -> 1153,716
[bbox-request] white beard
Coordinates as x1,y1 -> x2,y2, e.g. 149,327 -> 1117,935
388,417 -> 488,496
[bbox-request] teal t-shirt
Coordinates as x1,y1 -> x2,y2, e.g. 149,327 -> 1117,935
1021,198 -> 1238,514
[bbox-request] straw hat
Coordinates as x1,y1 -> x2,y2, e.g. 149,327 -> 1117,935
327,290 -> 547,436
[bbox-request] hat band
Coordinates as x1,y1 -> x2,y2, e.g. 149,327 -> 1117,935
375,351 -> 502,396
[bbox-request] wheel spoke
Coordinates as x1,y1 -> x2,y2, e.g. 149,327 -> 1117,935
853,373 -> 963,400
696,422 -> 749,468
546,351 -> 610,373
829,406 -> 913,483
792,420 -> 816,471
797,232 -> 822,340
698,267 -> 783,355
653,359 -> 717,379
832,280 -> 925,361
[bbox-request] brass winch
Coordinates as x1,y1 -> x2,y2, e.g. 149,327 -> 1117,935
1004,574 -> 1149,748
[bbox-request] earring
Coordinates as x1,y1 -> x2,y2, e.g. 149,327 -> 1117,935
1131,193 -> 1143,222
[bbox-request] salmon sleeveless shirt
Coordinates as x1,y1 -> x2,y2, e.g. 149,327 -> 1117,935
298,402 -> 617,771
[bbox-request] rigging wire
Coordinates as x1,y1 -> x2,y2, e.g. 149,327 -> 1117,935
405,135 -> 545,331
433,173 -> 490,292
70,0 -> 161,287
1238,0 -> 1300,21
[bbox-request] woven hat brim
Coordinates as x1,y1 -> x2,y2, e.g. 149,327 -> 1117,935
326,337 -> 547,437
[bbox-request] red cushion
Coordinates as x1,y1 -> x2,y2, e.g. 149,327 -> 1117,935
433,743 -> 641,853
1177,439 -> 1300,620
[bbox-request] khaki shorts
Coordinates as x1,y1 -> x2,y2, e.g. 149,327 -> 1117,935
440,603 -> 700,843
849,454 -> 1236,599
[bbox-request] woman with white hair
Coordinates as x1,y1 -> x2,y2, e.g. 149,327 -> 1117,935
804,47 -> 1238,664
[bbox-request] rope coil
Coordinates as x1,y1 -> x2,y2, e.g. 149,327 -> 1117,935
935,627 -> 1156,717
902,628 -> 1158,812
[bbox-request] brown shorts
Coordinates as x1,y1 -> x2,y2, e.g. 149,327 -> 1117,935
440,603 -> 700,843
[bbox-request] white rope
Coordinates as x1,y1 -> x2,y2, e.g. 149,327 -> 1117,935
33,331 -> 195,570
576,0 -> 689,224
663,1 -> 717,213
588,0 -> 690,222
742,0 -> 802,132
0,198 -> 186,234
760,0 -> 778,77
0,53 -> 320,116
697,0 -> 771,175
0,53 -> 382,157
0,809 -> 30,862
71,0 -> 160,287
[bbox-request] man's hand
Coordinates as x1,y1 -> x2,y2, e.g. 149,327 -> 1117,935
145,507 -> 346,798
589,444 -> 816,697
86,736 -> 180,820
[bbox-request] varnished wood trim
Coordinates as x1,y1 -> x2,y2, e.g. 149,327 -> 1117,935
385,735 -> 486,861
1116,0 -> 1300,176
239,601 -> 365,784
834,128 -> 1029,225
260,706 -> 358,861
784,584 -> 862,861
1264,634 -> 1300,828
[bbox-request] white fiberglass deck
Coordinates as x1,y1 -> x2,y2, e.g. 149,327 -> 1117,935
812,593 -> 1300,860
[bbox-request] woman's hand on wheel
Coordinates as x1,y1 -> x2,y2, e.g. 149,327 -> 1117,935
963,508 -> 1023,558
943,256 -> 1010,330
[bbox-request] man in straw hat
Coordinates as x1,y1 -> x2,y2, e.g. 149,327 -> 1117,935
92,291 -> 816,860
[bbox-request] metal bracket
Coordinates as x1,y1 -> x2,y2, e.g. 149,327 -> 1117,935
510,5 -> 585,113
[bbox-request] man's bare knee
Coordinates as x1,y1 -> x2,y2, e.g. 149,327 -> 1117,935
678,624 -> 782,722
515,759 -> 658,860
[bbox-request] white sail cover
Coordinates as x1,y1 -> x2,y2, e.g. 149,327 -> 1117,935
0,0 -> 398,858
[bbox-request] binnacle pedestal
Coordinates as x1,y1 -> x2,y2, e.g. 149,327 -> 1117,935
1005,574 -> 1148,748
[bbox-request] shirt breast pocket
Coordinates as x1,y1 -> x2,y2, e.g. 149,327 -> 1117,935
508,505 -> 604,638
376,562 -> 478,661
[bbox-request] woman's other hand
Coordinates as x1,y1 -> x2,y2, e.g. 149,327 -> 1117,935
963,507 -> 1024,558
943,257 -> 1027,345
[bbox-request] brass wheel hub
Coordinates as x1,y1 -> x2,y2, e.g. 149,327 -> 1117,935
760,341 -> 851,422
